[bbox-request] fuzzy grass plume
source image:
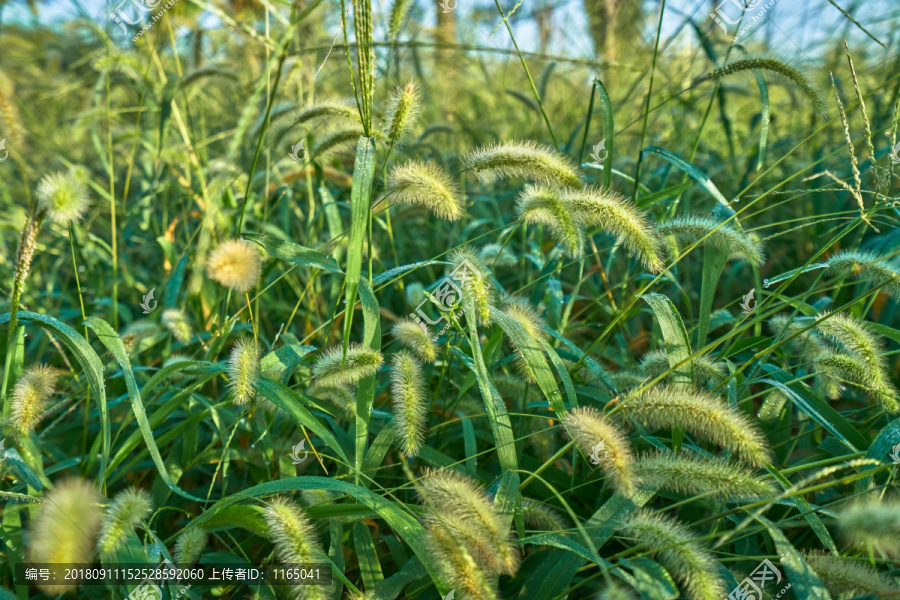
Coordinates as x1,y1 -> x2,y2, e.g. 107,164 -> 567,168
206,238 -> 262,292
161,308 -> 193,344
417,469 -> 519,576
621,510 -> 725,600
463,141 -> 582,188
521,497 -> 567,531
313,127 -> 368,160
449,248 -> 494,324
390,351 -> 428,456
634,452 -> 775,501
639,349 -> 727,387
11,363 -> 58,434
424,525 -> 499,600
815,312 -> 898,412
29,478 -> 102,594
264,497 -> 328,600
838,499 -> 900,556
385,82 -> 419,145
385,161 -> 464,221
803,552 -> 897,599
823,250 -> 900,299
563,406 -> 635,494
391,318 -> 438,362
697,57 -> 827,116
36,171 -> 90,225
97,487 -> 153,557
517,184 -> 662,271
312,343 -> 383,386
502,297 -> 548,383
618,386 -> 771,467
307,382 -> 356,418
174,528 -> 207,565
228,338 -> 260,405
657,215 -> 764,266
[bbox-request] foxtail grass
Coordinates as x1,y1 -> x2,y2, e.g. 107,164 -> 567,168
563,406 -> 635,494
463,141 -> 582,188
390,351 -> 428,456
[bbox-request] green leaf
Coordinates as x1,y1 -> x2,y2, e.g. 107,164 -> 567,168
260,344 -> 315,378
0,311 -> 109,491
356,277 -> 381,486
616,558 -> 679,600
758,516 -> 832,600
766,464 -> 838,554
490,306 -> 566,415
643,146 -> 730,208
343,136 -> 377,351
595,79 -> 614,189
162,252 -> 189,308
353,522 -> 384,589
85,316 -> 206,502
640,293 -> 694,388
243,232 -> 342,274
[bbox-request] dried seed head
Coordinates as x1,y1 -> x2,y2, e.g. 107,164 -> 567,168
162,308 -> 193,344
390,351 -> 428,457
29,478 -> 102,595
11,363 -> 59,435
206,239 -> 262,292
36,171 -> 90,225
228,339 -> 260,405
312,343 -> 383,386
391,318 -> 438,362
97,487 -> 153,557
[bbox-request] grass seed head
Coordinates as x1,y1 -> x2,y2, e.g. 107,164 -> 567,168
391,318 -> 438,362
424,525 -> 499,600
206,238 -> 262,293
385,81 -> 419,146
390,351 -> 428,457
824,251 -> 900,299
162,308 -> 193,344
563,406 -> 635,494
264,497 -> 325,564
449,248 -> 495,324
463,140 -> 582,188
634,452 -> 776,501
803,551 -> 897,599
521,497 -> 567,532
11,363 -> 59,435
417,469 -> 519,576
97,487 -> 153,557
36,171 -> 90,225
385,160 -> 464,221
621,510 -> 725,600
228,338 -> 260,405
658,215 -> 764,266
174,528 -> 207,565
312,343 -> 383,386
620,386 -> 771,467
839,499 -> 900,556
29,478 -> 102,595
